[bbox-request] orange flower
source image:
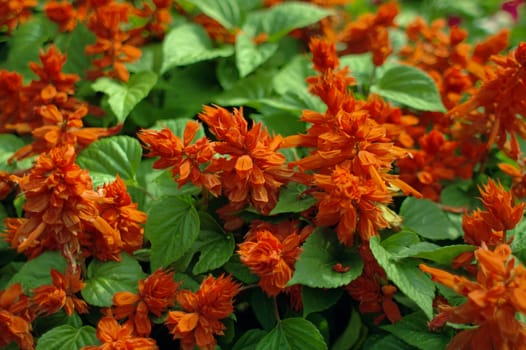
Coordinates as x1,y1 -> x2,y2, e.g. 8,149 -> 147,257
138,122 -> 220,196
128,0 -> 173,45
0,283 -> 34,350
336,2 -> 399,66
0,70 -> 25,133
85,175 -> 147,261
346,244 -> 401,324
449,42 -> 526,159
193,13 -> 239,44
44,0 -> 79,31
82,316 -> 158,350
420,244 -> 526,350
32,268 -> 88,316
165,274 -> 240,350
85,1 -> 141,81
499,161 -> 526,199
112,269 -> 179,336
238,228 -> 303,296
397,129 -> 471,201
3,145 -> 120,267
0,0 -> 37,34
199,106 -> 294,216
462,179 -> 525,247
313,161 -> 393,246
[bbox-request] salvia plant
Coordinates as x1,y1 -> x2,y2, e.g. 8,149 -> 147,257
0,0 -> 526,349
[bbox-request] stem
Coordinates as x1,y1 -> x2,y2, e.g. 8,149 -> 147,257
273,296 -> 281,322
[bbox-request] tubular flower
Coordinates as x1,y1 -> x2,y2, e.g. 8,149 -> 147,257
32,268 -> 88,316
449,42 -> 526,159
313,161 -> 393,246
4,46 -> 120,161
85,0 -> 141,82
462,179 -> 525,247
193,14 -> 238,44
112,268 -> 179,336
0,70 -> 24,133
0,283 -> 34,350
420,244 -> 526,350
2,145 -> 120,266
85,175 -> 147,261
128,0 -> 173,45
165,274 -> 240,350
397,129 -> 472,201
0,0 -> 37,34
346,244 -> 401,324
499,161 -> 526,199
138,122 -> 220,196
44,0 -> 80,32
199,106 -> 294,216
336,2 -> 399,66
82,316 -> 158,350
238,228 -> 303,296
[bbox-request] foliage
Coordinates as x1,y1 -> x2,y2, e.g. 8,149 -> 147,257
0,0 -> 525,349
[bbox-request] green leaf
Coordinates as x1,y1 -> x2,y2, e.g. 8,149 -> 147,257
54,23 -> 96,76
382,311 -> 450,350
272,55 -> 312,95
9,251 -> 67,293
400,197 -> 462,240
380,230 -> 421,254
186,0 -> 244,29
0,134 -> 33,172
192,230 -> 235,275
151,118 -> 206,141
250,2 -> 332,42
256,318 -> 327,350
161,23 -> 234,72
302,287 -> 343,317
270,183 -> 315,215
145,196 -> 200,270
288,228 -> 364,288
235,31 -> 279,77
371,65 -> 446,112
81,253 -> 146,307
2,15 -> 58,78
251,111 -> 306,137
340,53 -> 375,86
363,334 -> 417,350
511,218 -> 526,262
233,329 -> 268,350
332,307 -> 363,350
36,325 -> 98,350
370,237 -> 435,319
91,71 -> 158,123
214,70 -> 274,107
250,289 -> 277,330
224,254 -> 259,284
33,311 -> 83,337
76,136 -> 142,187
410,245 -> 476,265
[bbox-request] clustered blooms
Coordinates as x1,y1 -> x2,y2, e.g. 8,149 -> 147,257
3,145 -> 147,268
281,37 -> 419,246
139,106 -> 295,229
421,244 -> 526,350
165,274 -> 240,350
345,244 -> 401,324
1,1 -> 526,349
